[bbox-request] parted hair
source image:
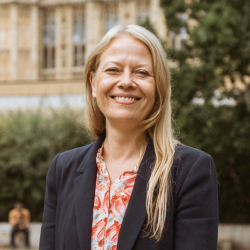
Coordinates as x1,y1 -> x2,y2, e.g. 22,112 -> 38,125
84,24 -> 177,241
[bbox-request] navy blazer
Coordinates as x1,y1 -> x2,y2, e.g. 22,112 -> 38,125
39,132 -> 218,250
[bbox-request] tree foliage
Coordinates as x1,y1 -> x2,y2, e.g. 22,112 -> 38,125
138,17 -> 159,37
161,0 -> 250,222
0,109 -> 92,221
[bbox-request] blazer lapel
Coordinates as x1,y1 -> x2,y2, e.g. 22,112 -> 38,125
117,139 -> 155,250
74,132 -> 105,250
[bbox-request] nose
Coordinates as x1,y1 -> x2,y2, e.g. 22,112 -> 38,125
117,69 -> 136,89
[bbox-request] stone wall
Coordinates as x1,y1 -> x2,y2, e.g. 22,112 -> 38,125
0,0 -> 167,83
0,223 -> 41,248
218,224 -> 250,250
0,80 -> 84,96
0,223 -> 250,249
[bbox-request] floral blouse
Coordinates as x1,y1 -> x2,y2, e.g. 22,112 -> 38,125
91,145 -> 139,250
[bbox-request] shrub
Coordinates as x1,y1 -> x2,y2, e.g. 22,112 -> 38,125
0,108 -> 92,221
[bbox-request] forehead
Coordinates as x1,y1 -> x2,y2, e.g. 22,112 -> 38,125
99,35 -> 152,63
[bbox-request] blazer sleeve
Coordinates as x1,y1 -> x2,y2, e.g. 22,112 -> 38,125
39,154 -> 60,250
174,154 -> 219,250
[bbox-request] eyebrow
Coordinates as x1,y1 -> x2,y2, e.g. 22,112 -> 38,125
102,60 -> 152,68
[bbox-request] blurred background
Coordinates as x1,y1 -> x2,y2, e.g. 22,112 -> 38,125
0,0 -> 249,249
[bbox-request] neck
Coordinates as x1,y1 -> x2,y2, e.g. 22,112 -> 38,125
103,122 -> 148,164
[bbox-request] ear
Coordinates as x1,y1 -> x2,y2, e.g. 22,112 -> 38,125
89,72 -> 97,98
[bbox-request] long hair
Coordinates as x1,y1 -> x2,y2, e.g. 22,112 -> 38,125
84,24 -> 177,241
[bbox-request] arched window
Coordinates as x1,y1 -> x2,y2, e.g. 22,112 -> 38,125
105,4 -> 119,32
43,10 -> 56,69
137,1 -> 150,25
73,8 -> 86,67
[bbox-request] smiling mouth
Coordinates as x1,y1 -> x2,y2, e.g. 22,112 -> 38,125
111,96 -> 140,101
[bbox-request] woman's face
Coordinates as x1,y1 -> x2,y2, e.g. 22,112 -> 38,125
90,35 -> 156,127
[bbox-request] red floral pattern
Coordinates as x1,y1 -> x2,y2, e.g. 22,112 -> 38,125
94,195 -> 101,210
92,218 -> 108,241
124,185 -> 133,197
110,195 -> 127,214
106,221 -> 121,244
91,145 -> 138,250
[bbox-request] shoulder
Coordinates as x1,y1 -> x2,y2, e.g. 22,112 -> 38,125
56,142 -> 94,168
173,143 -> 216,187
9,208 -> 16,216
22,208 -> 30,215
175,143 -> 212,162
174,143 -> 214,169
47,142 -> 95,180
45,142 -> 95,192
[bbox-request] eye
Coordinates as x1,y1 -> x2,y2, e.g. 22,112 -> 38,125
105,68 -> 119,72
136,70 -> 150,76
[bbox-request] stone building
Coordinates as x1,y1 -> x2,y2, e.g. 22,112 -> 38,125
0,0 -> 183,97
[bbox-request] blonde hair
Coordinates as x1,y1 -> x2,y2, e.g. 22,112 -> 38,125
84,25 -> 177,241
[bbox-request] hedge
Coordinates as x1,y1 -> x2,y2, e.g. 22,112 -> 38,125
0,105 -> 249,223
0,109 -> 92,221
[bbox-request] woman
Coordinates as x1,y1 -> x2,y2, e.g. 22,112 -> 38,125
39,25 -> 218,250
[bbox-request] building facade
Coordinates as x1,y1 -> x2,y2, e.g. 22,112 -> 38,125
0,0 -> 172,96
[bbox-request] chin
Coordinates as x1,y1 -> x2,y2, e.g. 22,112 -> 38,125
107,115 -> 142,125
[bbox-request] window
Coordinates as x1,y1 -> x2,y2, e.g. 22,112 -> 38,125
180,27 -> 187,50
179,13 -> 187,50
73,9 -> 86,67
169,13 -> 187,50
43,10 -> 56,69
169,31 -> 176,50
106,5 -> 119,32
137,1 -> 150,25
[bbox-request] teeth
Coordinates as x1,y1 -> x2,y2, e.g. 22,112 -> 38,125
114,96 -> 136,101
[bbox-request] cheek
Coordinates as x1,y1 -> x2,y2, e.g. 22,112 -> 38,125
146,82 -> 156,110
94,81 -> 111,112
146,81 -> 156,101
148,95 -> 156,112
95,75 -> 114,95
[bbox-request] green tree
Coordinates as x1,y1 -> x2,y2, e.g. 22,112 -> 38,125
160,0 -> 250,222
0,109 -> 92,221
138,17 -> 159,36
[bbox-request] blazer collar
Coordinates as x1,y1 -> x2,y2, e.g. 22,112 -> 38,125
76,131 -> 106,173
74,132 -> 155,250
74,131 -> 105,250
117,138 -> 155,250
